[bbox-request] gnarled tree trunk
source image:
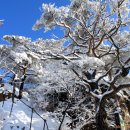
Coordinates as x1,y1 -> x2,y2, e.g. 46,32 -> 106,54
96,108 -> 108,130
95,98 -> 109,130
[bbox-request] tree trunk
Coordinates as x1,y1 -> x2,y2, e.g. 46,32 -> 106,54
96,99 -> 109,130
18,63 -> 27,99
19,74 -> 27,99
114,112 -> 121,130
96,109 -> 108,130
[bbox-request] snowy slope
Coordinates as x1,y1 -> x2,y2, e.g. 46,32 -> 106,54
0,98 -> 59,130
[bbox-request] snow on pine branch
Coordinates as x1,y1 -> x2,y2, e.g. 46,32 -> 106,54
3,35 -> 31,48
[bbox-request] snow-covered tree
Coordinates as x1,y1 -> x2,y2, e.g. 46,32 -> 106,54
0,0 -> 130,130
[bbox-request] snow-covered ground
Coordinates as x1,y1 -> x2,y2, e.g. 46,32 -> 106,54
0,87 -> 59,130
0,98 -> 59,130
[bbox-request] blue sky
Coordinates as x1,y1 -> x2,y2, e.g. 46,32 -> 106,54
0,0 -> 70,44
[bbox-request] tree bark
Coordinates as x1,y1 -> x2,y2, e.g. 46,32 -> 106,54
96,107 -> 108,130
95,98 -> 109,130
18,63 -> 27,99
